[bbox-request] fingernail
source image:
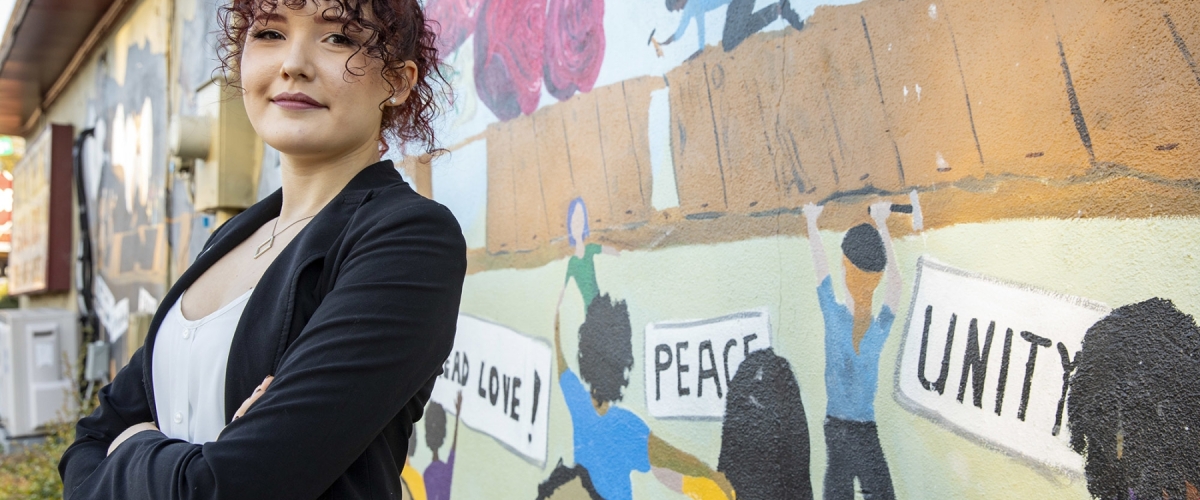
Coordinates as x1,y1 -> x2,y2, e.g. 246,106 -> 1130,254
233,415 -> 240,420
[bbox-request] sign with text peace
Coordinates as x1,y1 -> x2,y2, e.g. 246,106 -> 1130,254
644,308 -> 772,419
429,315 -> 553,466
895,257 -> 1110,475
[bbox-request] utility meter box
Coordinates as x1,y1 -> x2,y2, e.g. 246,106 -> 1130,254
189,77 -> 261,213
0,308 -> 78,438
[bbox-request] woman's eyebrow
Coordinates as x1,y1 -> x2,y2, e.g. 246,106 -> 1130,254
257,12 -> 287,24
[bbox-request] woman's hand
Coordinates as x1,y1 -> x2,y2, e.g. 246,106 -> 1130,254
107,422 -> 158,456
233,376 -> 274,421
217,375 -> 274,441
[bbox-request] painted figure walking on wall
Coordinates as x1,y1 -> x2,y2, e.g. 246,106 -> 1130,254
546,197 -> 735,500
650,0 -> 803,56
1068,298 -> 1200,500
424,393 -> 463,500
802,201 -> 900,500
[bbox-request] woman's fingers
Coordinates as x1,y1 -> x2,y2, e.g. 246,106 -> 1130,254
233,375 -> 274,420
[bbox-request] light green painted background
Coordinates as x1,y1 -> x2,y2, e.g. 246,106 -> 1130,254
402,216 -> 1200,499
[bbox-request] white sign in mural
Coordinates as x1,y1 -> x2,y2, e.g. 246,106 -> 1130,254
429,315 -> 552,465
643,308 -> 772,419
895,257 -> 1111,475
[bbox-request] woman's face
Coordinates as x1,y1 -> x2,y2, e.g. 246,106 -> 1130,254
240,1 -> 401,159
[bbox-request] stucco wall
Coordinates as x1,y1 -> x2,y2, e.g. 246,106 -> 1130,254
416,0 -> 1200,499
36,0 -> 231,361
33,0 -> 1200,497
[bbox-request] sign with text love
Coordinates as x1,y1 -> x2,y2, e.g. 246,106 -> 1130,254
644,308 -> 772,419
429,315 -> 552,466
895,257 -> 1110,475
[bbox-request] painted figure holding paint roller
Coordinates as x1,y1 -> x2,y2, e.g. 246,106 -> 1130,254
803,193 -> 917,500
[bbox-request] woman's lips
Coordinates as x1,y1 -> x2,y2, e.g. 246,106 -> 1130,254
271,91 -> 325,110
272,99 -> 325,110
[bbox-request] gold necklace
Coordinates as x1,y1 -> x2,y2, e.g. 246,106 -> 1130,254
254,215 -> 316,258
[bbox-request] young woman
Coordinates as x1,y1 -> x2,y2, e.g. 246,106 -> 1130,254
58,1 -> 467,498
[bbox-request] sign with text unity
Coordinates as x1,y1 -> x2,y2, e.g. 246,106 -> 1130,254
895,257 -> 1110,475
644,308 -> 772,419
429,315 -> 552,465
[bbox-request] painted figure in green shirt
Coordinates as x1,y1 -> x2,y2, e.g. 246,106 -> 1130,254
558,197 -> 618,310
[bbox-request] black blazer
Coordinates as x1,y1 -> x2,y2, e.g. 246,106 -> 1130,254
58,160 -> 467,499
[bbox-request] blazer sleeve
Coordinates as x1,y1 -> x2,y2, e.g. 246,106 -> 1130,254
59,210 -> 236,494
61,202 -> 468,500
58,346 -> 156,496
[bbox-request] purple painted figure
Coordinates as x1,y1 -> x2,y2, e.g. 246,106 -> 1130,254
423,392 -> 462,500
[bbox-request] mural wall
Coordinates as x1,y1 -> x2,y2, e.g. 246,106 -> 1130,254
44,0 -> 230,360
412,0 -> 1200,498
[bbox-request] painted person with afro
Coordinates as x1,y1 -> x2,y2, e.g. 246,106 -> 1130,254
1068,298 -> 1200,500
423,392 -> 462,500
802,201 -> 901,500
545,197 -> 734,500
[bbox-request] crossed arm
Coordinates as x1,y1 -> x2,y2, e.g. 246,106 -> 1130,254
58,205 -> 467,500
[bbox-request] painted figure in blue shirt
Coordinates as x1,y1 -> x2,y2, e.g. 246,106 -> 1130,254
651,0 -> 803,56
550,298 -> 735,500
802,201 -> 901,500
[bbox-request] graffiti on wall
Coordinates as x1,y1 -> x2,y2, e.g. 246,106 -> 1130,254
410,0 -> 1200,498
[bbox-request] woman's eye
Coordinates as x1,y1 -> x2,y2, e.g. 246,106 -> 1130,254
329,34 -> 356,46
251,29 -> 283,40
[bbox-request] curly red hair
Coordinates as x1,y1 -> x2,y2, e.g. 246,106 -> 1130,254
216,0 -> 450,155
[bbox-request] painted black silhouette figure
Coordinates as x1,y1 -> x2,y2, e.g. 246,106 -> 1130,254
718,348 -> 813,500
1068,298 -> 1200,500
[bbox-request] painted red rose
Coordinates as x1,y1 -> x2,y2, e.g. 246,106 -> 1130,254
543,0 -> 605,101
474,0 -> 545,120
425,0 -> 481,55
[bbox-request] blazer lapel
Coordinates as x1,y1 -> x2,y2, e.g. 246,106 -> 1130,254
222,160 -> 406,423
140,159 -> 406,425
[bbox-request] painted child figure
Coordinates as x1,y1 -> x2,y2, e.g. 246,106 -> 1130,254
548,197 -> 734,500
802,201 -> 901,500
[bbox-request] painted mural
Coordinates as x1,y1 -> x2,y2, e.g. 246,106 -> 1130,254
41,0 -> 1200,497
69,0 -> 232,361
80,0 -> 172,353
407,0 -> 1200,498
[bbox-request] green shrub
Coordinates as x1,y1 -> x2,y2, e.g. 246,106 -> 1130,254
0,418 -> 75,499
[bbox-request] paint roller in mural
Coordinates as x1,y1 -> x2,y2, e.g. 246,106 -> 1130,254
1068,299 -> 1200,500
469,0 -> 604,120
543,197 -> 734,500
803,200 -> 904,500
651,0 -> 804,56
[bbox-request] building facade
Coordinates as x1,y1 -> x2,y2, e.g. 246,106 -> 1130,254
2,0 -> 1199,498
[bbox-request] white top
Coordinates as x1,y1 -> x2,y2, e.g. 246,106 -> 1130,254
152,287 -> 254,443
